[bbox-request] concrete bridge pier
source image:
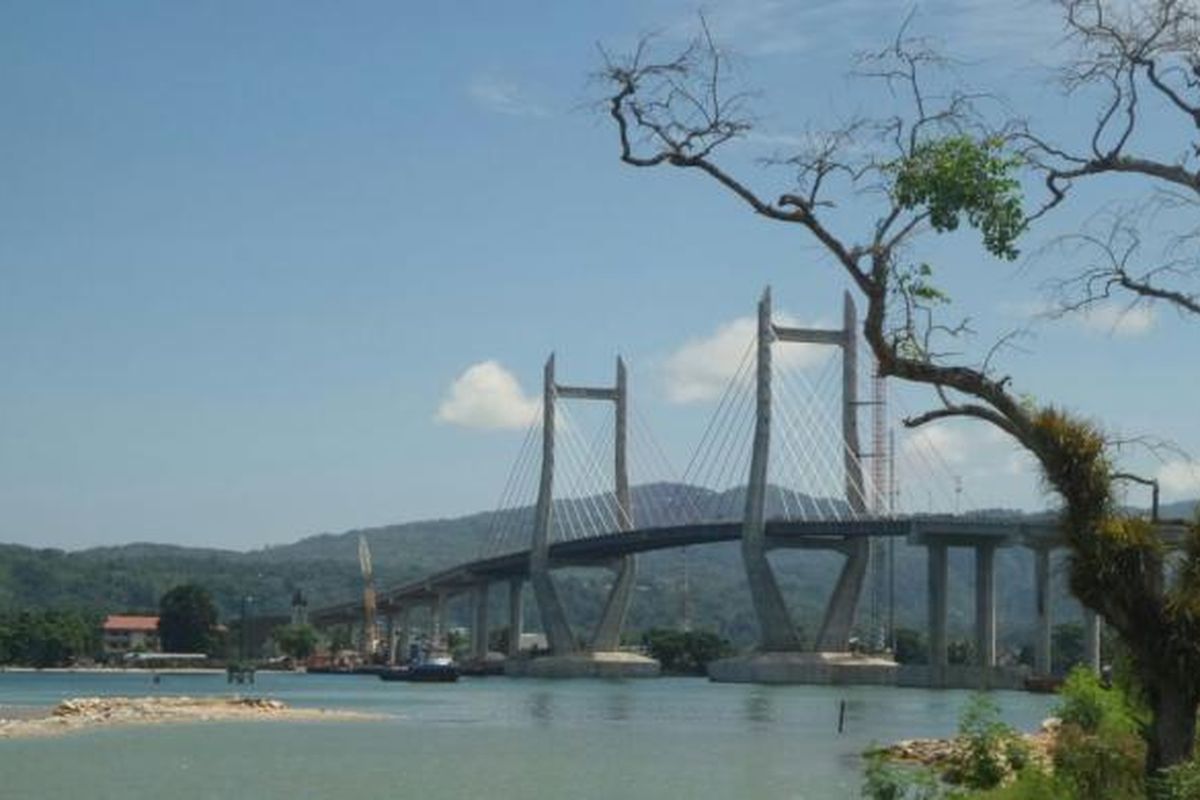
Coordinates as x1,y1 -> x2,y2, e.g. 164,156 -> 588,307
1033,547 -> 1053,675
590,555 -> 636,651
471,584 -> 490,661
383,613 -> 395,666
927,542 -> 949,685
392,608 -> 410,666
507,579 -> 524,658
433,591 -> 448,654
975,544 -> 997,668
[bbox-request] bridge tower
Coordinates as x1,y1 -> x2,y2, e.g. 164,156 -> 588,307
530,354 -> 635,656
742,288 -> 871,652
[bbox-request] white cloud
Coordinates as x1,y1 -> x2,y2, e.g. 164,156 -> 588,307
662,314 -> 830,403
1157,460 -> 1200,498
435,361 -> 539,430
1000,297 -> 1155,337
466,73 -> 549,118
1078,303 -> 1155,336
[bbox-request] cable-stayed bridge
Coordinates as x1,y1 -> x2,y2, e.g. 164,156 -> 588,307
312,289 -> 1178,684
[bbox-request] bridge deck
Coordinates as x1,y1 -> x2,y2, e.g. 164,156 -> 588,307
311,516 -> 1096,623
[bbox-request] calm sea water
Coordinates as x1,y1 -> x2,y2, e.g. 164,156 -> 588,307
0,671 -> 1054,800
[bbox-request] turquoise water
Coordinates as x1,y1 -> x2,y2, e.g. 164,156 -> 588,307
0,672 -> 1054,799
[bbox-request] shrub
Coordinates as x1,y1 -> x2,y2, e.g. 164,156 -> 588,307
1055,666 -> 1141,737
970,769 -> 1072,799
1150,758 -> 1200,800
861,752 -> 947,800
949,694 -> 1023,790
1053,722 -> 1146,800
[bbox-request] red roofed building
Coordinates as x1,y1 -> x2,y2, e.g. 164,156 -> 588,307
102,615 -> 160,655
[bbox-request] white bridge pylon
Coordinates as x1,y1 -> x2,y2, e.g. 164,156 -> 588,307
742,287 -> 873,652
529,355 -> 637,656
474,288 -> 965,659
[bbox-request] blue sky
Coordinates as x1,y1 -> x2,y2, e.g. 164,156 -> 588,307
2,1 -> 1196,550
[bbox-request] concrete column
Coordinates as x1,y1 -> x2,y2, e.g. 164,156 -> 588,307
384,613 -> 396,666
394,607 -> 410,665
1033,547 -> 1052,675
529,354 -> 575,655
507,579 -> 524,658
841,291 -> 865,514
1084,609 -> 1102,674
814,293 -> 869,651
927,543 -> 949,682
591,357 -> 636,652
975,544 -> 997,668
472,585 -> 489,661
741,288 -> 801,651
433,591 -> 448,654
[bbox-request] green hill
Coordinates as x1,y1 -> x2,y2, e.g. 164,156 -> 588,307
2,483 -> 1185,650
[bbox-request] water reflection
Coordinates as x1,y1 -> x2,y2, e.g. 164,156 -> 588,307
603,688 -> 632,722
527,690 -> 554,725
743,688 -> 775,727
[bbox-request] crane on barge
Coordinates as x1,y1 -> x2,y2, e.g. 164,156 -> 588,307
358,535 -> 380,661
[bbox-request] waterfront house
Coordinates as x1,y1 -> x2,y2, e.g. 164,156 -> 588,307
101,615 -> 161,655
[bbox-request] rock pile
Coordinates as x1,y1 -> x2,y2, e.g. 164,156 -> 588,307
1,695 -> 376,739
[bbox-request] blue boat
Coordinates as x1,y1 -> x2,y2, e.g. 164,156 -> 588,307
379,655 -> 459,683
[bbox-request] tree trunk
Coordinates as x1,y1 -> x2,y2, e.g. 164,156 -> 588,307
1146,678 -> 1198,775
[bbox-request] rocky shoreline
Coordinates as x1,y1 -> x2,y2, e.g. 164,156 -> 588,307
0,696 -> 382,739
874,717 -> 1060,773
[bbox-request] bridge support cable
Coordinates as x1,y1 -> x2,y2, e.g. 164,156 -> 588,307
546,402 -> 593,543
773,365 -> 855,522
775,353 -> 847,521
555,402 -> 625,538
486,410 -> 539,554
772,389 -> 842,522
482,405 -> 544,559
776,365 -> 858,520
676,338 -> 754,488
681,364 -> 755,521
703,377 -> 758,522
777,363 -> 875,519
674,340 -> 757,522
627,409 -> 691,526
884,386 -> 972,516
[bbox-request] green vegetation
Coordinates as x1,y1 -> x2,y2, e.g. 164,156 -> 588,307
0,494 -> 1121,659
863,672 -> 1200,799
272,623 -> 318,661
0,609 -> 98,667
892,136 -> 1025,262
158,583 -> 218,653
949,695 -> 1030,790
641,628 -> 733,674
893,628 -> 928,665
862,753 -> 943,800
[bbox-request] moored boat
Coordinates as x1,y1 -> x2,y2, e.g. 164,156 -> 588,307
379,655 -> 459,683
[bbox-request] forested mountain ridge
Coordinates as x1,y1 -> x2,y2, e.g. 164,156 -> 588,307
1,484 -> 1192,648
